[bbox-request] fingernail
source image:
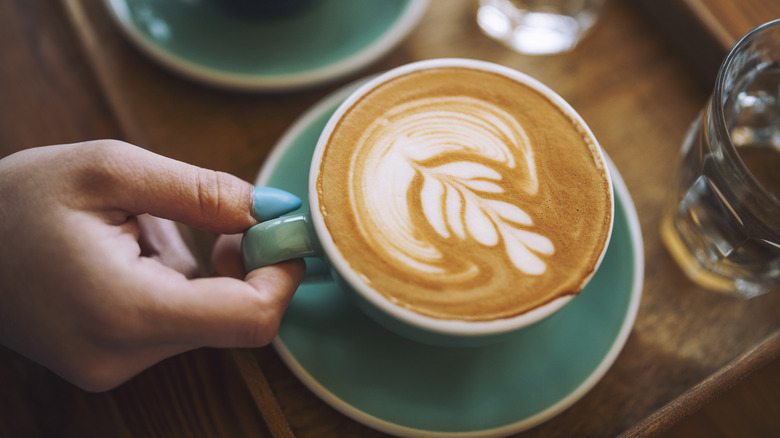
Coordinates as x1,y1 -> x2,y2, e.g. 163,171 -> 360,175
253,187 -> 302,221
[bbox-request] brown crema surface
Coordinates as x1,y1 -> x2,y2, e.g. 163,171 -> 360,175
317,67 -> 612,321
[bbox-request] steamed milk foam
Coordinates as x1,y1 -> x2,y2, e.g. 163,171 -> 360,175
317,66 -> 612,321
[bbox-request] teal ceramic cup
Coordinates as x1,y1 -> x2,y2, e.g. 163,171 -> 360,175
217,0 -> 317,18
243,59 -> 614,347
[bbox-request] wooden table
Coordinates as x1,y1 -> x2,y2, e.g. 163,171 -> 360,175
1,0 -> 778,436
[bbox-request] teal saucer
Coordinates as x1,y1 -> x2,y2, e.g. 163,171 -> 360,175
255,80 -> 644,436
103,0 -> 428,91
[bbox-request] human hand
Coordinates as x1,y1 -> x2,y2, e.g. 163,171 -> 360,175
0,140 -> 305,391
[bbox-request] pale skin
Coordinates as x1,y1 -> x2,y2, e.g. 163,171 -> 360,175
0,140 -> 305,392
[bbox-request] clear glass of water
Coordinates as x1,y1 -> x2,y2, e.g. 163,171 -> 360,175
476,0 -> 605,55
661,19 -> 780,298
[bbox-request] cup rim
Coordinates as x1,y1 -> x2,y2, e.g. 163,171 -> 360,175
308,58 -> 614,337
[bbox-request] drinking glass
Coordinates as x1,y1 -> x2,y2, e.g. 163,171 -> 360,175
661,19 -> 780,298
476,0 -> 605,55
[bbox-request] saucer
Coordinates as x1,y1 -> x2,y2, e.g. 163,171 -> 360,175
102,0 -> 428,91
254,80 -> 644,437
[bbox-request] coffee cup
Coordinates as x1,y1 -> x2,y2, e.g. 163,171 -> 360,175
217,0 -> 318,18
243,58 -> 614,346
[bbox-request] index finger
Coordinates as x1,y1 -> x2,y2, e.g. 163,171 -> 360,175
74,140 -> 257,234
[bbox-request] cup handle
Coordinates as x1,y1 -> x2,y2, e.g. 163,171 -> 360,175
241,213 -> 328,280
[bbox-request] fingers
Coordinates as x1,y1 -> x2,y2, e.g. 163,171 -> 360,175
137,214 -> 200,278
156,258 -> 306,348
56,257 -> 304,391
73,140 -> 257,234
71,140 -> 308,347
211,233 -> 245,279
1,142 -> 306,392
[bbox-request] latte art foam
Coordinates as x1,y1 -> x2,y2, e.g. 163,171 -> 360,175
318,67 -> 612,321
354,95 -> 553,279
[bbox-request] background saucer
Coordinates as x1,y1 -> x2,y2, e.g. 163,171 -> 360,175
255,80 -> 644,437
103,0 -> 428,91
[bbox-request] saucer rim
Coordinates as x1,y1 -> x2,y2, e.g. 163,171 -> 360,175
257,78 -> 645,437
101,0 -> 429,91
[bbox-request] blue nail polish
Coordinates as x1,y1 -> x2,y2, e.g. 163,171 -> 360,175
253,187 -> 302,221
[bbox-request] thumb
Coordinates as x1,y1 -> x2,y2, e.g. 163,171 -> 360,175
154,258 -> 306,348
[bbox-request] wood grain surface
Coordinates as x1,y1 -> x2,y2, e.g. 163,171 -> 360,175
1,0 -> 778,437
629,0 -> 780,88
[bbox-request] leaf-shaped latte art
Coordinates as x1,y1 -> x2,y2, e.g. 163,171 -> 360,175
353,96 -> 554,278
417,160 -> 554,274
464,193 -> 499,246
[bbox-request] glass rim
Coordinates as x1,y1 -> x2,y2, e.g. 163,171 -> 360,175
712,18 -> 780,210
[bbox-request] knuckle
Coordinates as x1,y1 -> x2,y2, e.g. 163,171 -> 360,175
194,170 -> 223,225
235,297 -> 281,347
70,140 -> 136,199
240,322 -> 277,347
192,170 -> 243,229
